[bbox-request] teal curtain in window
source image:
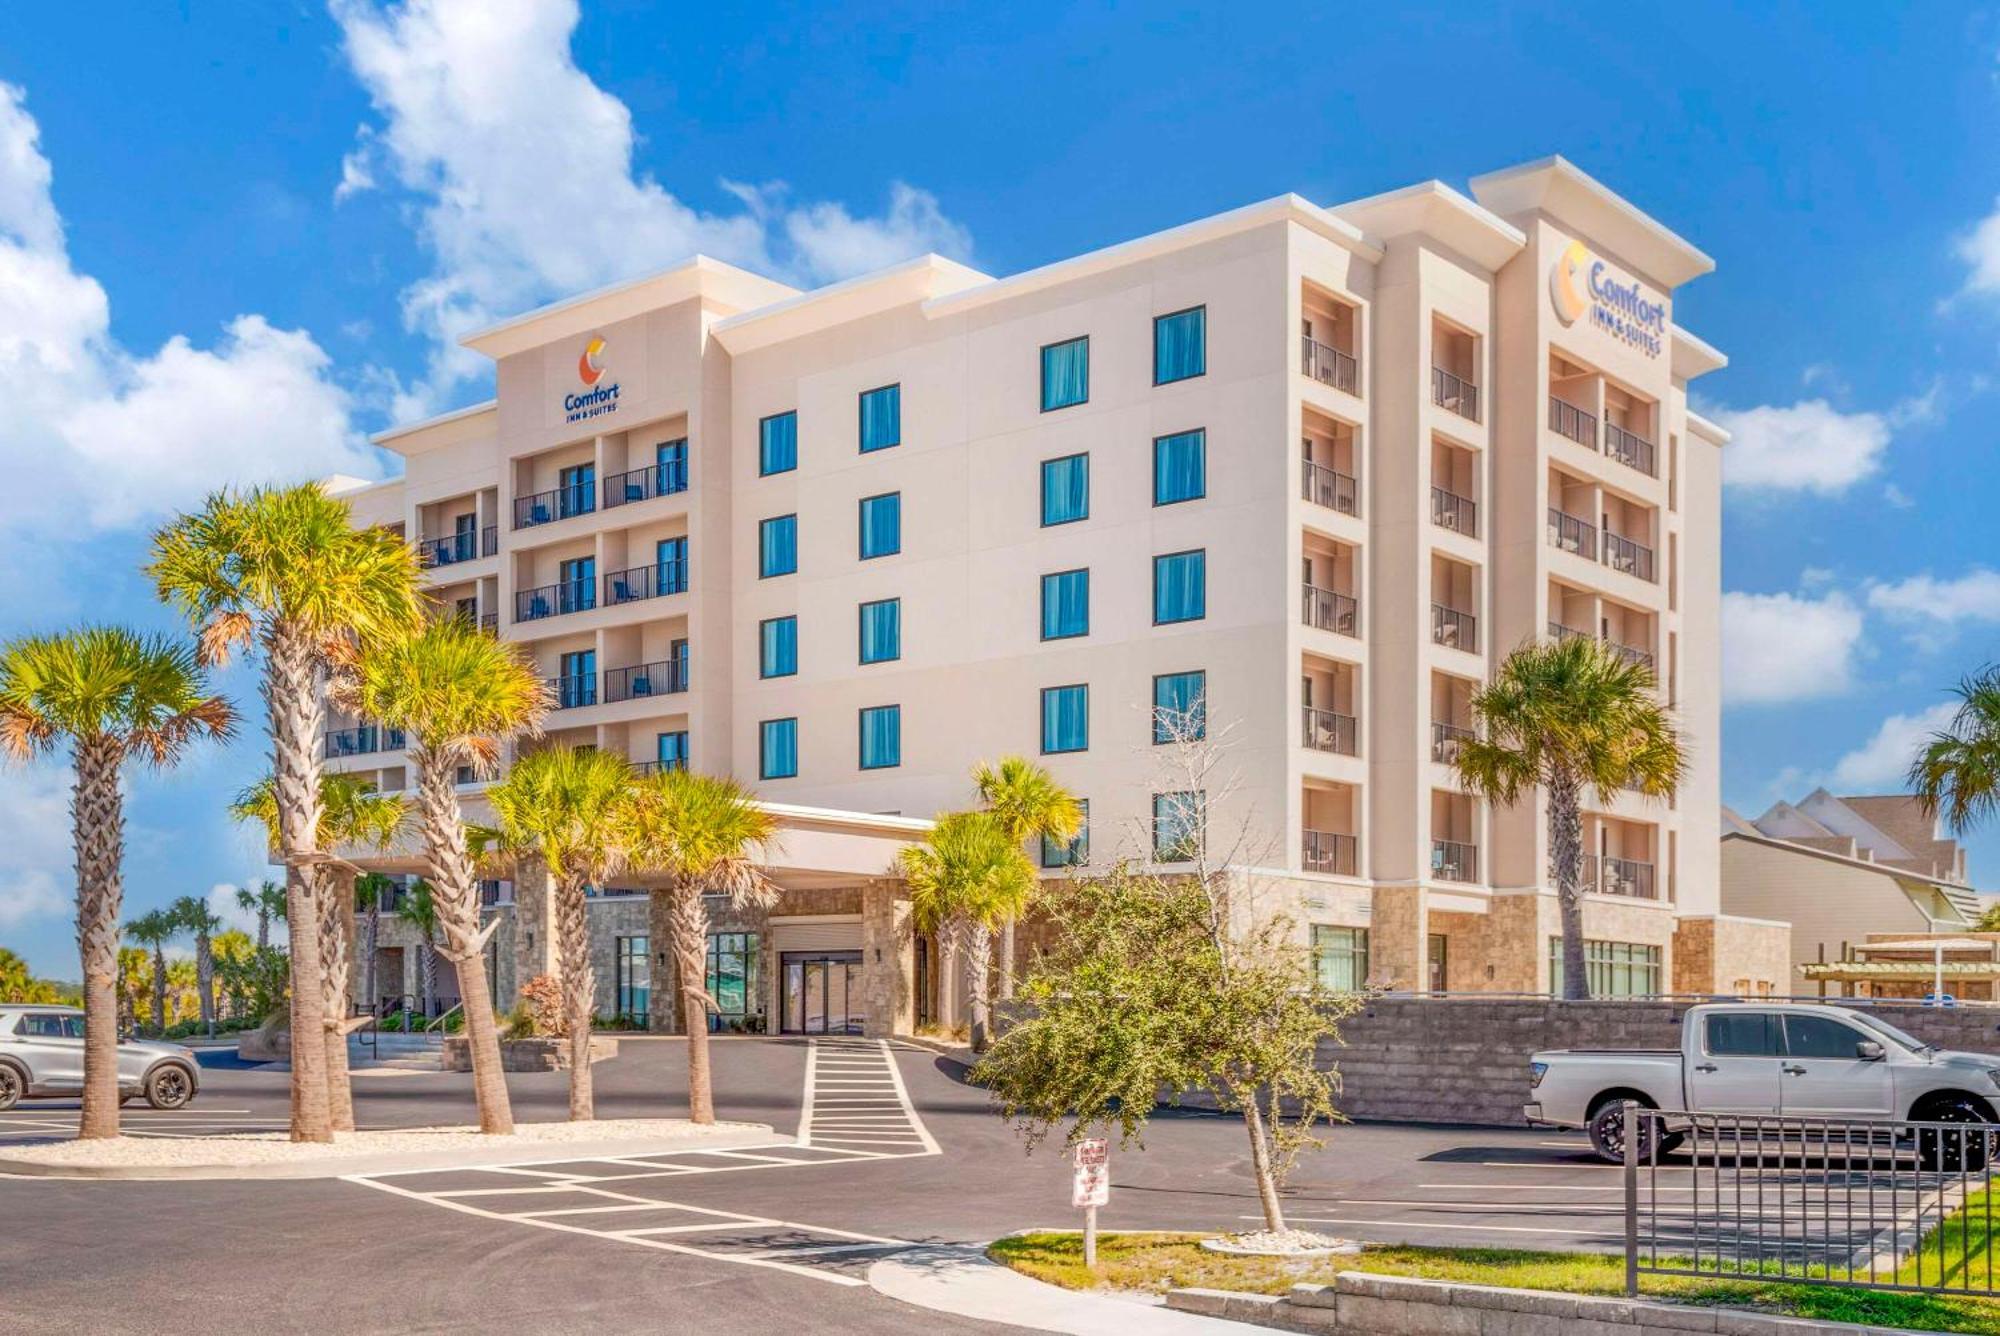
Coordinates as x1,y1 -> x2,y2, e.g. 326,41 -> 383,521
1153,550 -> 1206,624
1040,454 -> 1088,526
859,705 -> 901,768
1153,429 -> 1206,505
760,718 -> 797,779
1040,569 -> 1089,640
859,385 -> 901,452
656,536 -> 688,594
1040,684 -> 1089,754
1040,337 -> 1089,411
760,616 -> 797,678
760,412 -> 797,475
1041,798 -> 1089,868
1154,307 -> 1206,384
859,599 -> 901,664
759,515 -> 797,577
657,438 -> 689,493
1153,671 -> 1206,742
859,492 -> 901,559
656,731 -> 689,771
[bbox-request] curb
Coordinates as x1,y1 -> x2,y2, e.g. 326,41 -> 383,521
869,1244 -> 1271,1335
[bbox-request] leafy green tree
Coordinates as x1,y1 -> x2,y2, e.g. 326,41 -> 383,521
401,880 -> 442,1021
168,895 -> 224,1038
1451,635 -> 1683,1000
125,910 -> 180,1037
0,948 -> 63,1004
900,810 -> 1036,1052
115,947 -> 151,1032
973,756 -> 1080,1002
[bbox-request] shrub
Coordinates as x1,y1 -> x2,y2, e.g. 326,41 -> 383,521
515,974 -> 565,1038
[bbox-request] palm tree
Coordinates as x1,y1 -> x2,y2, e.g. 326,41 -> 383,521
402,880 -> 442,1021
126,910 -> 179,1038
485,745 -> 636,1121
210,929 -> 254,1020
0,626 -> 234,1138
620,768 -> 777,1124
169,895 -> 224,1039
151,483 -> 421,1143
334,615 -> 545,1135
1452,635 -> 1684,1000
115,947 -> 150,1034
0,948 -> 59,1004
899,810 -> 1037,1051
1911,667 -> 2000,840
234,880 -> 288,952
972,756 -> 1080,1002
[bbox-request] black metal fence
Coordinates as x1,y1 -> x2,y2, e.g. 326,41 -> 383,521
1623,1104 -> 1998,1298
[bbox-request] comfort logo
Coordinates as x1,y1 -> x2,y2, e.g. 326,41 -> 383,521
577,336 -> 608,387
1548,240 -> 1590,326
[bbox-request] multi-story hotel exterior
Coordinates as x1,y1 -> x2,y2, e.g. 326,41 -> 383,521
328,156 -> 1789,1037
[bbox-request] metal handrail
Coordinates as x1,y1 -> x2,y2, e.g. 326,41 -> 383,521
604,559 -> 687,605
1547,506 -> 1598,559
1301,705 -> 1358,755
1604,421 -> 1657,476
1432,367 -> 1479,420
1430,486 -> 1477,537
1301,583 -> 1359,637
1301,458 -> 1359,515
603,459 -> 689,508
1603,530 -> 1655,582
605,657 -> 690,702
1431,603 -> 1477,652
424,1003 -> 464,1036
1302,334 -> 1359,394
1548,395 -> 1597,446
513,482 -> 595,528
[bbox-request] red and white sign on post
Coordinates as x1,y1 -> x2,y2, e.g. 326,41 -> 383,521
1073,1138 -> 1109,1265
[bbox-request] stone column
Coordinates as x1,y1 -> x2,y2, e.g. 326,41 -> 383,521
1367,885 -> 1428,992
512,855 -> 558,993
860,879 -> 913,1038
936,932 -> 962,1031
647,890 -> 683,1035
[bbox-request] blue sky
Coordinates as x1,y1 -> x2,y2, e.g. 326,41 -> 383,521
3,2 -> 2000,977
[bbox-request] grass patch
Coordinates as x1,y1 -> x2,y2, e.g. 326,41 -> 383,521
987,1232 -> 2000,1334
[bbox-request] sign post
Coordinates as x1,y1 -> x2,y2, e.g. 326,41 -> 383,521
1072,1138 -> 1109,1267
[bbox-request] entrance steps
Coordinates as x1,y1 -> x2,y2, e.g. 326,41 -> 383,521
350,1031 -> 445,1071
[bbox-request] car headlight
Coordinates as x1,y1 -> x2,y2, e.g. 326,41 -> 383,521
1530,1061 -> 1548,1089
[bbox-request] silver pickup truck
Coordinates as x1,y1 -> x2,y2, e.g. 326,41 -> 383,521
1526,1002 -> 2000,1164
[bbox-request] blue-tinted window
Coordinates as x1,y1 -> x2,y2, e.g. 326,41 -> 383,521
859,705 -> 901,769
1153,671 -> 1207,743
760,615 -> 797,679
559,555 -> 596,614
656,536 -> 688,595
1154,306 -> 1206,385
759,718 -> 798,780
656,731 -> 689,772
558,649 -> 597,709
1041,453 -> 1088,527
558,462 -> 597,518
759,514 -> 797,578
1041,684 -> 1089,755
1153,549 -> 1207,624
1041,337 -> 1089,411
656,438 -> 689,495
859,384 -> 901,452
1153,429 -> 1207,506
1041,798 -> 1089,869
1153,791 -> 1205,861
760,412 -> 797,476
859,491 -> 901,560
859,598 -> 901,665
1040,569 -> 1089,641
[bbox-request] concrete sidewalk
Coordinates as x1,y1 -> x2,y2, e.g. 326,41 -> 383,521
869,1246 -> 1275,1335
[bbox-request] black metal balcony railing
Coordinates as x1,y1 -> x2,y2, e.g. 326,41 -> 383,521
1301,583 -> 1359,637
1301,705 -> 1358,756
1547,507 -> 1598,560
1301,335 -> 1359,395
515,580 -> 594,622
1548,620 -> 1589,643
1584,853 -> 1658,900
546,674 -> 598,710
1302,829 -> 1359,876
1430,486 -> 1477,537
1432,839 -> 1478,883
1432,366 -> 1479,421
513,482 -> 595,529
1431,603 -> 1477,652
602,559 -> 687,607
1301,459 -> 1359,516
325,724 -> 406,758
479,611 -> 498,634
604,656 -> 690,703
419,531 -> 484,568
630,758 -> 690,778
603,460 -> 689,509
1604,421 -> 1657,477
1548,395 -> 1598,447
482,525 -> 498,557
1430,720 -> 1474,765
1603,531 -> 1656,582
1609,641 -> 1655,671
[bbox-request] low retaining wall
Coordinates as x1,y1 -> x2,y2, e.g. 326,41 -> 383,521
442,1036 -> 618,1072
1170,1271 -> 1898,1335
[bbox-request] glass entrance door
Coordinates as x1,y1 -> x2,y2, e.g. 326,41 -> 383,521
781,951 -> 865,1034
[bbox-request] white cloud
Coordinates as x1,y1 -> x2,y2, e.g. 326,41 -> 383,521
0,767 -> 70,930
1867,569 -> 2000,624
1828,702 -> 1958,790
1882,482 -> 1915,510
329,0 -> 972,417
1722,589 -> 1866,705
1710,399 -> 1890,495
1956,198 -> 2000,299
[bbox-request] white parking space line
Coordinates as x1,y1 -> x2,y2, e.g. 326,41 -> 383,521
1265,1215 -> 1613,1238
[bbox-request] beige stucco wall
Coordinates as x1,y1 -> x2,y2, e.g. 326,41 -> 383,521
1720,836 -> 1944,992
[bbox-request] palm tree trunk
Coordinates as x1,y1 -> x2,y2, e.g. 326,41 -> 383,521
1241,1088 -> 1287,1232
197,935 -> 215,1038
997,917 -> 1016,1002
554,872 -> 595,1121
73,736 -> 124,1141
965,918 -> 992,1053
267,625 -> 334,1143
669,885 -> 715,1123
150,945 -> 166,1034
322,867 -> 357,1133
420,944 -> 436,1018
256,909 -> 269,953
1549,764 -> 1589,1001
362,902 -> 379,1018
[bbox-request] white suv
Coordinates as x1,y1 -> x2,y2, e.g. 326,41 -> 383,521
0,1005 -> 201,1110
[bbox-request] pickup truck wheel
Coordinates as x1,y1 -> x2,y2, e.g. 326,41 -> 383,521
1587,1100 -> 1682,1164
1916,1098 -> 1993,1173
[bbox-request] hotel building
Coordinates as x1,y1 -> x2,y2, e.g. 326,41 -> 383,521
328,156 -> 1788,1037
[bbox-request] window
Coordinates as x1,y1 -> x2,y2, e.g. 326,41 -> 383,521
19,1012 -> 68,1039
1041,336 -> 1089,411
1041,453 -> 1089,526
657,437 -> 689,493
1548,939 -> 1662,998
706,931 -> 759,1030
559,555 -> 596,613
1041,684 -> 1089,754
1706,1012 -> 1783,1058
759,514 -> 797,578
1784,1014 -> 1869,1060
1154,306 -> 1206,384
558,461 -> 596,518
759,615 -> 797,679
656,536 -> 688,595
558,649 -> 596,709
1153,549 -> 1206,624
1040,568 -> 1089,641
1152,790 -> 1204,862
859,598 -> 901,664
859,704 -> 901,769
1153,429 -> 1207,505
656,731 -> 689,772
759,411 -> 797,476
1042,798 -> 1089,868
759,717 -> 798,780
1152,670 -> 1206,743
859,491 -> 901,559
615,936 -> 650,1024
1311,926 -> 1370,992
859,384 -> 901,452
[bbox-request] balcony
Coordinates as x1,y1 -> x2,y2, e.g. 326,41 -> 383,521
603,460 -> 689,509
604,656 -> 690,703
1301,335 -> 1359,395
1548,396 -> 1597,448
515,580 -> 594,623
1605,422 -> 1657,477
630,758 -> 689,777
1431,603 -> 1477,653
1430,721 -> 1473,765
1301,706 -> 1358,756
1301,459 -> 1359,517
1547,508 -> 1598,561
1431,487 -> 1477,538
1302,829 -> 1359,876
1432,367 -> 1479,421
1301,584 -> 1359,637
547,674 -> 598,710
1609,641 -> 1655,671
1584,854 -> 1657,900
418,527 -> 497,568
1431,839 -> 1478,883
604,559 -> 687,607
1547,620 -> 1590,643
1603,531 -> 1655,582
513,482 -> 595,529
479,612 -> 498,634
325,724 -> 405,758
